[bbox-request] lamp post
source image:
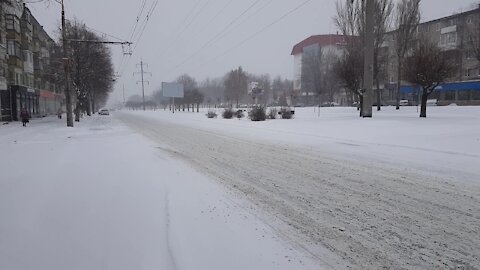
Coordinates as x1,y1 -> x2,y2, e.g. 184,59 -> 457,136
362,0 -> 374,118
61,0 -> 73,126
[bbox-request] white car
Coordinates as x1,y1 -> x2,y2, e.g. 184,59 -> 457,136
399,100 -> 409,106
99,109 -> 110,115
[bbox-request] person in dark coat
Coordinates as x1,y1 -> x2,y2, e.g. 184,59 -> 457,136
20,108 -> 30,127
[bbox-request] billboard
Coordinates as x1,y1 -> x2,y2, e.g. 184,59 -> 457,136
162,82 -> 184,98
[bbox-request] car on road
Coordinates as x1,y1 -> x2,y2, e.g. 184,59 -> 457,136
399,99 -> 409,106
99,109 -> 110,115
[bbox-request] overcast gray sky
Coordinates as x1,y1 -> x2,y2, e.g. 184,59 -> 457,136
28,0 -> 478,104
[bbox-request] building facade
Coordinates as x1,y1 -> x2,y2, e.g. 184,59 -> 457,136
383,5 -> 480,105
291,34 -> 349,106
292,5 -> 480,107
0,1 -> 62,122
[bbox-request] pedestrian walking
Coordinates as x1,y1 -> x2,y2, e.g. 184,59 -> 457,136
20,108 -> 30,127
57,108 -> 62,119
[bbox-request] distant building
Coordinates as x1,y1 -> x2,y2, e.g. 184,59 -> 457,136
291,34 -> 349,106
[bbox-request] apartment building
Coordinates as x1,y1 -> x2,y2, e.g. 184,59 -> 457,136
0,1 -> 62,121
291,34 -> 349,106
384,5 -> 480,105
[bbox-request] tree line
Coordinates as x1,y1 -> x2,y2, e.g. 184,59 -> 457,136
127,69 -> 293,111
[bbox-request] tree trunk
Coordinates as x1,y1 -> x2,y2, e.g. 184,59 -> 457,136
396,59 -> 402,110
75,103 -> 80,122
420,90 -> 428,118
359,95 -> 364,117
376,78 -> 381,111
197,103 -> 199,112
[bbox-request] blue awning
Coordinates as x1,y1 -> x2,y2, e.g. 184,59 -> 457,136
401,81 -> 480,94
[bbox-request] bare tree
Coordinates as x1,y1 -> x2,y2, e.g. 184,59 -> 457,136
224,67 -> 247,108
404,38 -> 455,118
373,0 -> 394,111
63,20 -> 114,120
394,0 -> 421,110
335,0 -> 364,115
335,43 -> 365,115
176,74 -> 202,112
199,78 -> 224,107
335,0 -> 393,114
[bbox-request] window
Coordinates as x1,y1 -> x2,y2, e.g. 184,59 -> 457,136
440,32 -> 457,46
7,41 -> 21,58
466,50 -> 477,59
467,16 -> 473,24
465,68 -> 477,77
5,15 -> 20,33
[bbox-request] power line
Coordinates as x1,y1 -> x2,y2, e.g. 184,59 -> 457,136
83,25 -> 130,42
127,0 -> 148,42
116,0 -> 148,78
132,0 -> 160,53
188,0 -> 313,74
160,0 -> 206,59
164,0 -> 262,73
118,0 -> 160,77
217,0 -> 274,41
193,0 -> 235,38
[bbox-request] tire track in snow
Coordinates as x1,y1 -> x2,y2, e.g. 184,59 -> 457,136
165,189 -> 178,270
118,112 -> 480,269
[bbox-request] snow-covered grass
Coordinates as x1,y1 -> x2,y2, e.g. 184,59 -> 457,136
0,116 -> 321,270
124,106 -> 480,183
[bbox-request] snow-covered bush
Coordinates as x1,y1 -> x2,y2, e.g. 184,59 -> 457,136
206,111 -> 217,118
267,108 -> 277,119
235,110 -> 245,119
280,108 -> 293,119
222,108 -> 234,119
249,106 -> 266,121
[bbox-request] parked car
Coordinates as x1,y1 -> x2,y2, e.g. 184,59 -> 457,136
399,100 -> 409,106
426,99 -> 438,106
99,109 -> 110,115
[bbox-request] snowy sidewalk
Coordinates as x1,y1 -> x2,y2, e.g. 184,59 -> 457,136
0,116 -> 322,270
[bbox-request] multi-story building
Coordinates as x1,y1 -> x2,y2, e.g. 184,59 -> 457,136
31,15 -> 63,116
0,3 -> 9,120
383,5 -> 480,105
292,5 -> 480,107
291,34 -> 349,106
0,1 -> 62,121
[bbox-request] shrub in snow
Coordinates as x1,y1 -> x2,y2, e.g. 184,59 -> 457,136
222,108 -> 234,119
249,106 -> 266,121
206,111 -> 217,118
267,108 -> 277,119
235,109 -> 245,119
280,108 -> 293,119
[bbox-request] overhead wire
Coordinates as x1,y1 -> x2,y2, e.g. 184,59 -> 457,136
187,0 -> 313,74
159,0 -> 207,59
116,0 -> 148,77
118,0 -> 160,77
164,0 -> 262,74
193,0 -> 235,38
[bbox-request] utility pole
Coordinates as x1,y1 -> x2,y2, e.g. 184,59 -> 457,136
61,0 -> 73,127
122,84 -> 125,104
134,60 -> 151,111
362,0 -> 374,118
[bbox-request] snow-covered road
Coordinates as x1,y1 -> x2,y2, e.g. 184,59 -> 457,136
117,110 -> 480,269
0,116 -> 321,270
